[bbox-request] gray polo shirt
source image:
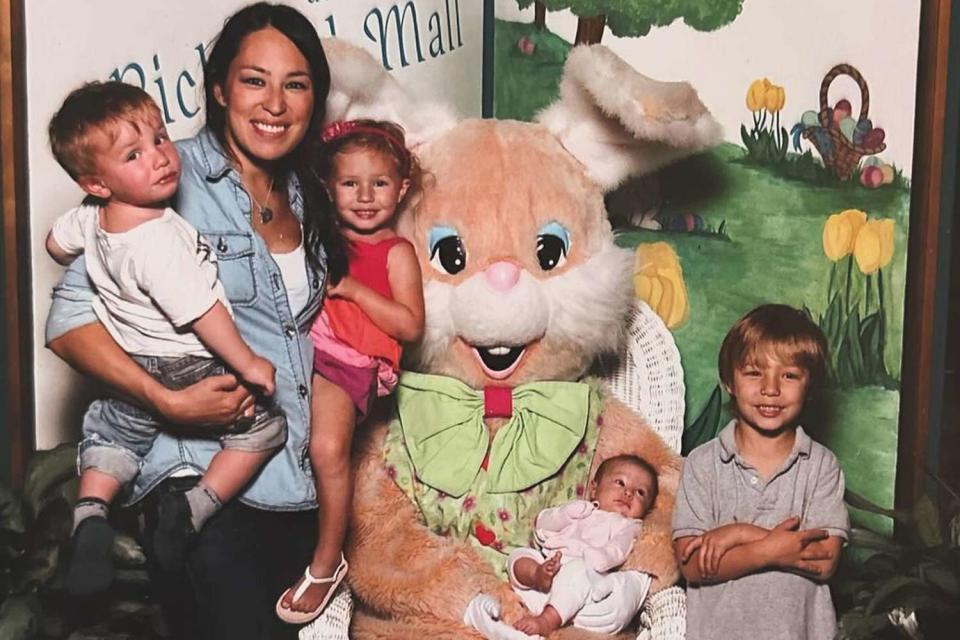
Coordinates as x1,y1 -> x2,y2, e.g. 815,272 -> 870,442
672,421 -> 850,640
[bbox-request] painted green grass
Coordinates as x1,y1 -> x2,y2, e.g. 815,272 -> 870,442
493,19 -> 568,120
494,19 -> 909,524
617,144 -> 910,406
819,388 -> 900,534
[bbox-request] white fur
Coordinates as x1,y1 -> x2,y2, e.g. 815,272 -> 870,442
321,37 -> 459,149
449,271 -> 550,347
541,243 -> 634,354
416,280 -> 456,368
415,243 -> 634,366
536,45 -> 722,190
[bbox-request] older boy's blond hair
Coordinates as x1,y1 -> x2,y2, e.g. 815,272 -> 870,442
718,304 -> 829,390
49,81 -> 160,180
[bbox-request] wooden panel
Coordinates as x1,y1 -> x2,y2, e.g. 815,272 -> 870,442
1,0 -> 32,487
897,0 -> 953,510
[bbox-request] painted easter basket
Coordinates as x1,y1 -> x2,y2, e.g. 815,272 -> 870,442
802,63 -> 886,181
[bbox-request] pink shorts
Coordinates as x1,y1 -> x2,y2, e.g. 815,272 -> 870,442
310,311 -> 398,419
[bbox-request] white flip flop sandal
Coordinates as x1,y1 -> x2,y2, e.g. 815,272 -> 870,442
276,553 -> 349,625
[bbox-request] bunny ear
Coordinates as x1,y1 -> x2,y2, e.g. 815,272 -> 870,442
321,37 -> 458,150
536,44 -> 722,191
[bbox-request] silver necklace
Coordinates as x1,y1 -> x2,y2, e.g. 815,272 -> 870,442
247,177 -> 276,224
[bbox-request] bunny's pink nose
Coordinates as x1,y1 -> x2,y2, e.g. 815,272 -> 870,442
484,261 -> 521,291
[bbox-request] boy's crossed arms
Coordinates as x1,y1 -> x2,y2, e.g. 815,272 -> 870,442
674,517 -> 842,585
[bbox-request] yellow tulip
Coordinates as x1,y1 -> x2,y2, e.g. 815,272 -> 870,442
876,219 -> 895,268
853,225 -> 881,274
764,84 -> 786,113
854,218 -> 895,274
746,78 -> 770,112
822,209 -> 867,261
633,242 -> 689,329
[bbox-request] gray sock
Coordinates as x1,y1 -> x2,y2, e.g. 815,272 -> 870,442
184,481 -> 223,531
73,497 -> 109,534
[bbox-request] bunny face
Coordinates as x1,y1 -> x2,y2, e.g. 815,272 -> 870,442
399,119 -> 634,387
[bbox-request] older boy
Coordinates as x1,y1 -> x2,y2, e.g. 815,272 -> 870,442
46,81 -> 284,595
672,304 -> 850,639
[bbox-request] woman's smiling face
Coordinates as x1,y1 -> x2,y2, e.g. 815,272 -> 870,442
214,26 -> 315,169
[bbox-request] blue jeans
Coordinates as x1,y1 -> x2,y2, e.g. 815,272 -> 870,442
143,476 -> 317,639
78,355 -> 286,485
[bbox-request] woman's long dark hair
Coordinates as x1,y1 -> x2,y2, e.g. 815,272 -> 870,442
203,2 -> 346,281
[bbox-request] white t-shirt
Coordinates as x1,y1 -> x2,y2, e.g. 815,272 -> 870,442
50,203 -> 230,357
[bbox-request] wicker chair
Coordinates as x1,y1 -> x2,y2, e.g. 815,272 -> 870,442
598,300 -> 687,640
301,300 -> 687,640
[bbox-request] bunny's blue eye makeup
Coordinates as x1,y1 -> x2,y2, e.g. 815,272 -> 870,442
536,221 -> 570,271
428,225 -> 466,275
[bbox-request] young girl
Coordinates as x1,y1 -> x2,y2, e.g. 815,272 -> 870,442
276,119 -> 425,624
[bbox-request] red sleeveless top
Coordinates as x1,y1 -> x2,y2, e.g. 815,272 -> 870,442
325,236 -> 409,370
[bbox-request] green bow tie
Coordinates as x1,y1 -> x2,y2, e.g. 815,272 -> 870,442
395,371 -> 592,497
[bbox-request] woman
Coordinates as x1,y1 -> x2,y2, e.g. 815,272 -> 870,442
46,4 -> 343,638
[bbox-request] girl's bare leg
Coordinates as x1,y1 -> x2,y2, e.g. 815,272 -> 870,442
282,374 -> 356,613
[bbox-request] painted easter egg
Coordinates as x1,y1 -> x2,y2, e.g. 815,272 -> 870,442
839,117 -> 857,142
686,213 -> 705,231
814,129 -> 834,158
517,36 -> 536,56
860,165 -> 883,188
863,128 -> 886,148
668,213 -> 705,232
880,164 -> 895,184
853,118 -> 872,145
801,110 -> 820,128
833,99 -> 852,124
863,156 -> 882,168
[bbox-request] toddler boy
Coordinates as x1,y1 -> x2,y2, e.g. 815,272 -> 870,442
46,81 -> 285,594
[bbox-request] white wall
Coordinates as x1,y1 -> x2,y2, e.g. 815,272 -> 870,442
496,0 -> 920,173
28,0 -> 483,448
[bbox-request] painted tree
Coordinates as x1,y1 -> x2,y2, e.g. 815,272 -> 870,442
516,1 -> 548,30
516,1 -> 745,44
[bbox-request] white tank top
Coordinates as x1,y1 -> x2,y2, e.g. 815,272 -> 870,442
272,237 -> 310,319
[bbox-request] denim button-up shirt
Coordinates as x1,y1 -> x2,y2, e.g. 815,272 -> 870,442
45,127 -> 325,510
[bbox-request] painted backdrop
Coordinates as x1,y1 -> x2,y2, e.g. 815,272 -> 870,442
495,0 -> 921,532
27,0 -> 481,448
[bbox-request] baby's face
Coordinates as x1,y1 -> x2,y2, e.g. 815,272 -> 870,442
591,461 -> 656,519
87,112 -> 180,208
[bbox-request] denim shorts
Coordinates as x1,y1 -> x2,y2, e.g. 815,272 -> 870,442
78,355 -> 286,485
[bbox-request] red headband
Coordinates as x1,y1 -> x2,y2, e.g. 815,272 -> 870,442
320,120 -> 409,166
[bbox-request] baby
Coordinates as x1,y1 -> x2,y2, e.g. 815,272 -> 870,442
509,454 -> 658,636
